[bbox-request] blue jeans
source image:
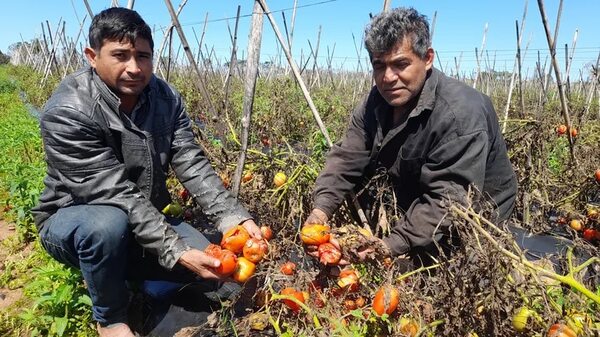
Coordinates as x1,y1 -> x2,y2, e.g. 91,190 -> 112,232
38,204 -> 213,326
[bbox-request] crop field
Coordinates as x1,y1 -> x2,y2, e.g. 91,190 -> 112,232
0,1 -> 599,337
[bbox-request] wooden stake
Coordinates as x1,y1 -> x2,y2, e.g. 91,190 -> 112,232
232,0 -> 264,197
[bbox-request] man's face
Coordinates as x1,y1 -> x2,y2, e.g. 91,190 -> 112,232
371,38 -> 434,108
85,38 -> 153,100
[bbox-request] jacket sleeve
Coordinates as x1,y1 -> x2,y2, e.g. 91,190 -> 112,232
40,106 -> 189,270
313,98 -> 373,217
383,130 -> 488,255
169,96 -> 252,233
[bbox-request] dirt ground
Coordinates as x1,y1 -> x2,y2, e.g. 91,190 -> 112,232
0,220 -> 23,311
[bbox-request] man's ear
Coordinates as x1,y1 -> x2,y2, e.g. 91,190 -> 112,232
424,47 -> 434,70
84,47 -> 98,68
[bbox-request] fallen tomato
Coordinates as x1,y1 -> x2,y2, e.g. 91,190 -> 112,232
232,257 -> 256,283
242,171 -> 253,183
354,296 -> 366,308
179,188 -> 190,201
260,225 -> 273,241
570,128 -> 578,138
372,285 -> 399,316
556,124 -> 567,135
280,287 -> 305,313
204,244 -> 237,276
399,317 -> 419,337
300,224 -> 331,245
280,261 -> 296,275
221,225 -> 250,253
595,169 -> 600,183
582,228 -> 597,242
344,299 -> 357,311
547,323 -> 577,337
587,208 -> 599,220
243,238 -> 268,263
569,219 -> 583,232
219,172 -> 231,188
273,172 -> 287,188
512,307 -> 531,332
337,269 -> 360,292
318,242 -> 342,265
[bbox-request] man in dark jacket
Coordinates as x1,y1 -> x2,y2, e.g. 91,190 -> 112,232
304,8 -> 517,261
31,8 -> 261,337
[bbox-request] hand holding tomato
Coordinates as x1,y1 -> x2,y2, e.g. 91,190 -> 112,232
177,248 -> 224,280
304,208 -> 329,226
240,219 -> 263,240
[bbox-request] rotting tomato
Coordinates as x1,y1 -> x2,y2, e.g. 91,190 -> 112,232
399,317 -> 419,337
179,188 -> 190,201
300,224 -> 331,245
221,225 -> 250,253
260,225 -> 273,241
280,261 -> 296,275
242,171 -> 253,183
280,287 -> 305,313
337,269 -> 360,292
547,323 -> 577,337
570,128 -> 578,138
318,242 -> 342,265
354,296 -> 366,308
582,228 -> 597,242
372,285 -> 399,316
344,299 -> 357,311
243,238 -> 268,263
219,172 -> 231,189
232,257 -> 256,283
204,244 -> 237,276
556,124 -> 567,135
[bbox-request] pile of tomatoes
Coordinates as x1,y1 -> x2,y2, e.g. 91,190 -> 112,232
204,224 -> 272,283
565,207 -> 600,245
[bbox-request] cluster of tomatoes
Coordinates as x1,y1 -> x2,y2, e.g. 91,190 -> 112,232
564,207 -> 600,244
204,224 -> 273,283
555,124 -> 578,138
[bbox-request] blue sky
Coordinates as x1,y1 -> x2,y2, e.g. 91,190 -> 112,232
1,0 -> 598,78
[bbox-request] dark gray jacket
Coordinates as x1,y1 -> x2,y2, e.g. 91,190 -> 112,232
313,68 -> 517,255
32,67 -> 251,269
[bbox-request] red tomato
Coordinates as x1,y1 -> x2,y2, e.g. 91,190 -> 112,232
583,228 -> 597,242
280,287 -> 305,313
547,323 -> 577,337
337,269 -> 360,292
318,242 -> 342,265
221,225 -> 250,253
204,244 -> 237,276
372,285 -> 399,316
243,238 -> 268,263
556,125 -> 567,135
260,225 -> 273,241
570,128 -> 578,138
232,257 -> 256,283
280,261 -> 296,275
300,224 -> 330,245
595,169 -> 600,183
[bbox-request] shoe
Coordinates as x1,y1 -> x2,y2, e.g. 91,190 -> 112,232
97,323 -> 135,337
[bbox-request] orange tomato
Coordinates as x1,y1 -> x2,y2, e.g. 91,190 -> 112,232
570,128 -> 578,138
280,261 -> 296,275
569,219 -> 583,232
242,171 -> 253,183
372,285 -> 399,316
337,269 -> 360,292
556,124 -> 567,135
300,224 -> 331,245
243,238 -> 268,263
260,225 -> 273,241
273,172 -> 287,188
204,244 -> 237,276
232,257 -> 256,283
280,287 -> 305,312
221,225 -> 250,253
399,317 -> 419,337
547,323 -> 577,337
583,228 -> 597,242
595,169 -> 600,183
344,299 -> 357,311
354,296 -> 366,307
318,242 -> 342,265
219,172 -> 231,188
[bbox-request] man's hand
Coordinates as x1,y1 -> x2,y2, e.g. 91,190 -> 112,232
304,208 -> 329,225
178,248 -> 223,280
240,219 -> 262,239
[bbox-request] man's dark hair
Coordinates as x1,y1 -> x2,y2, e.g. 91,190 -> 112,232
89,7 -> 153,51
364,7 -> 430,59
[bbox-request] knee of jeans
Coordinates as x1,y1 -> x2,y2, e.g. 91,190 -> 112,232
75,206 -> 129,250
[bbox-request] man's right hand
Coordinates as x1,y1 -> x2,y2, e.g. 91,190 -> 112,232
177,248 -> 223,280
304,208 -> 329,225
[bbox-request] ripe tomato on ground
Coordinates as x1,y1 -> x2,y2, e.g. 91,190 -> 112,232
337,269 -> 360,292
232,257 -> 256,283
547,323 -> 577,337
243,238 -> 268,263
280,261 -> 296,275
260,225 -> 273,241
556,124 -> 567,135
372,285 -> 399,316
280,287 -> 305,312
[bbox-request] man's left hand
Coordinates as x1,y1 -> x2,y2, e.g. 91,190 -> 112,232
240,219 -> 262,240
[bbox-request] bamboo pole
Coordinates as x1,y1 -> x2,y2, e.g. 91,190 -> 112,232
82,0 -> 94,19
516,20 -> 525,118
582,53 -> 600,122
382,0 -> 391,12
472,23 -> 488,89
223,5 -> 241,108
126,0 -> 135,10
231,0 -> 264,197
564,29 -> 578,99
164,0 -> 217,119
153,0 -> 187,75
537,0 -> 576,164
62,16 -> 87,78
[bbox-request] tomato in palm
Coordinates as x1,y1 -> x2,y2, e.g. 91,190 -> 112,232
232,257 -> 256,283
372,285 -> 399,316
318,242 -> 342,265
204,244 -> 237,276
243,238 -> 268,263
280,261 -> 296,275
221,225 -> 250,253
280,287 -> 305,313
300,224 -> 330,245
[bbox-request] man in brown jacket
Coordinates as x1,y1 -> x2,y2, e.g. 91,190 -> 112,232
304,7 -> 517,262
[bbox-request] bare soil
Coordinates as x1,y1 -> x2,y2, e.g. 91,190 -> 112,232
0,220 -> 24,311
